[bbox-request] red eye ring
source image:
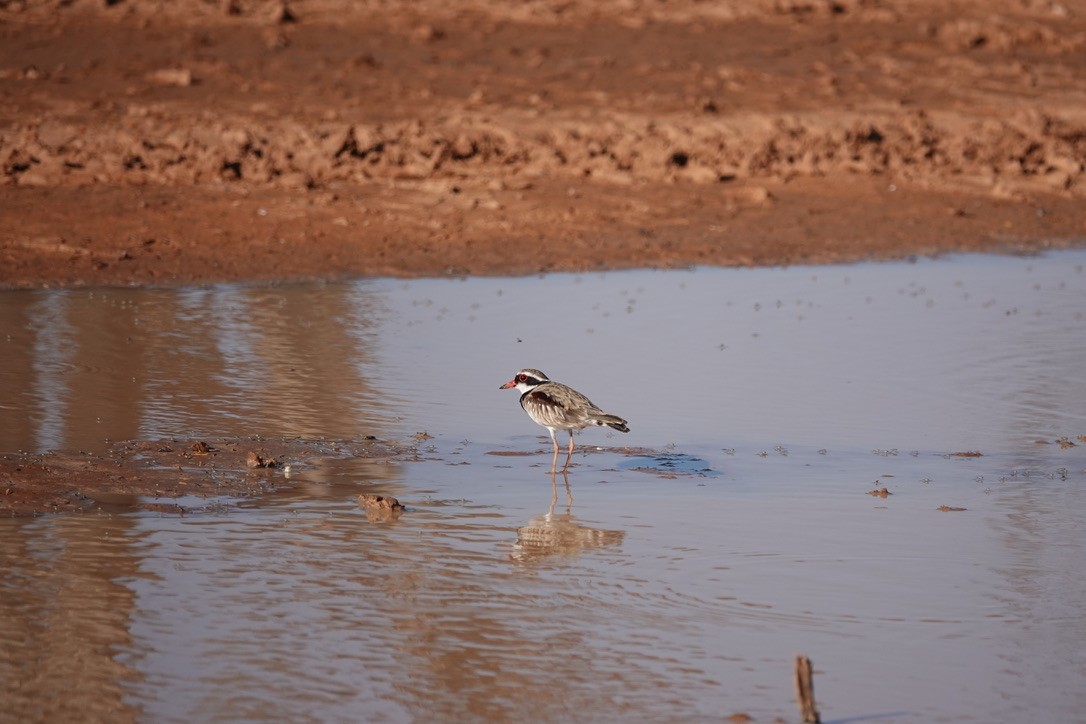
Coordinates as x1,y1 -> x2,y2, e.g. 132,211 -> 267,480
516,373 -> 527,382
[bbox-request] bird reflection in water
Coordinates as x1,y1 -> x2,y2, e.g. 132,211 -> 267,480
512,470 -> 625,562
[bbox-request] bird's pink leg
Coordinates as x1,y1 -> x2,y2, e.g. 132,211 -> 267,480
561,432 -> 575,471
549,430 -> 560,472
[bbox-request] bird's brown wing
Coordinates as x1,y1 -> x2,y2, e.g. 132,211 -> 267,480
525,388 -> 562,409
529,383 -> 606,426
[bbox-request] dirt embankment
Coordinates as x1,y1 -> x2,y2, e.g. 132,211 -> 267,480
1,0 -> 1084,288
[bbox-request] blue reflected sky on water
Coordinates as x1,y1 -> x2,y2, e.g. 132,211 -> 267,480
2,251 -> 1084,455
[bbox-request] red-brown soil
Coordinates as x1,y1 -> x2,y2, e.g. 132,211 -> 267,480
2,0 -> 1084,288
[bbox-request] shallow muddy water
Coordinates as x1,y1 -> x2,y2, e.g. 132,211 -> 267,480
2,251 -> 1086,721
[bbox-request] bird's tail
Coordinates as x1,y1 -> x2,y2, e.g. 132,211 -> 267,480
593,414 -> 629,433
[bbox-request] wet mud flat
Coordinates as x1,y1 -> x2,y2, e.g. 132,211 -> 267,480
0,436 -> 409,517
0,435 -> 674,517
5,434 -> 1082,518
1,436 -> 727,517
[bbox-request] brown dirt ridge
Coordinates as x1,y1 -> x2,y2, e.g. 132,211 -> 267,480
2,0 -> 1085,288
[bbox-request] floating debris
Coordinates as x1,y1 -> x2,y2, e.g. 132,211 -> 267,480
358,493 -> 405,512
246,451 -> 280,469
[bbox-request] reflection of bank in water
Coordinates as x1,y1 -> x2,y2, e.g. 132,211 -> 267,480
512,472 -> 625,562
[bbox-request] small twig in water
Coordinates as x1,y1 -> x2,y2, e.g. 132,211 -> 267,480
794,655 -> 820,724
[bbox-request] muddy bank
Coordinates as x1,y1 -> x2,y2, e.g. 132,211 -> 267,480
1,437 -> 658,518
0,437 -> 409,517
2,0 -> 1085,288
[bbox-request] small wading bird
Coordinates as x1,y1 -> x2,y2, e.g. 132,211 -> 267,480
500,368 -> 629,471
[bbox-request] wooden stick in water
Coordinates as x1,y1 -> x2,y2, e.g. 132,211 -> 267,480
794,655 -> 820,723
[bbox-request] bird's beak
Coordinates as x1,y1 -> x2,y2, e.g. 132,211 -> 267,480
499,380 -> 516,389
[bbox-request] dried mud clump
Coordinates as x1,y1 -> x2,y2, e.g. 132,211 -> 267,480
358,493 -> 406,521
358,493 -> 405,511
246,451 -> 281,468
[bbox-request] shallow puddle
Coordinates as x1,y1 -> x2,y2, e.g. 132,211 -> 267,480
2,251 -> 1085,721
